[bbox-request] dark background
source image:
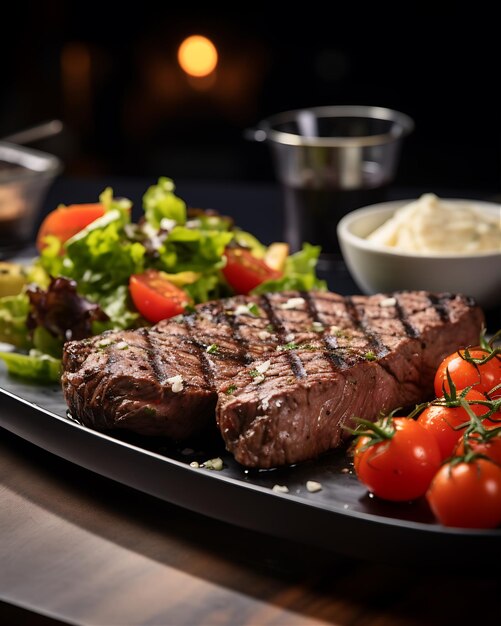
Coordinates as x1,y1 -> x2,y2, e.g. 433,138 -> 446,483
1,3 -> 499,194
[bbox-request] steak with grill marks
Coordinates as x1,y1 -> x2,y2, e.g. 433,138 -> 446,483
62,290 -> 484,467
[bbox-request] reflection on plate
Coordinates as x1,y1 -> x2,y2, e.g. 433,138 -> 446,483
1,368 -> 500,568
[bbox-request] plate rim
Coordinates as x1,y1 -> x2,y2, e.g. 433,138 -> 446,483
1,381 -> 500,558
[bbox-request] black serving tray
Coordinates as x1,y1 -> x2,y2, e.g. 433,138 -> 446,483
1,367 -> 500,569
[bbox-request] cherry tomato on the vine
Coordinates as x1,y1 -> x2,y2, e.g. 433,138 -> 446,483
426,458 -> 501,529
455,433 -> 501,465
353,417 -> 441,502
417,388 -> 491,461
434,349 -> 501,399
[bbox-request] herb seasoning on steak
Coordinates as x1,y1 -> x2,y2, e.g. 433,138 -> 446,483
62,290 -> 484,468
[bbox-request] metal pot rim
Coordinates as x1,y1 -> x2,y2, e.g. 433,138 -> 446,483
251,105 -> 415,148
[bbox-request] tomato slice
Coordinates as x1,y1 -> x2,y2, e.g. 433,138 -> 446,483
36,203 -> 105,251
129,270 -> 190,323
222,248 -> 282,295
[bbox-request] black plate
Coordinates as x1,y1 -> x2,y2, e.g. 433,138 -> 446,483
1,367 -> 500,568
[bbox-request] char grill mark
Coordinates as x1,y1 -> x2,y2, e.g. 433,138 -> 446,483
104,344 -> 117,375
428,293 -> 451,322
302,291 -> 348,371
194,301 -> 257,366
259,294 -> 307,379
344,296 -> 390,359
183,313 -> 215,387
394,296 -> 420,339
220,301 -> 255,366
142,329 -> 167,385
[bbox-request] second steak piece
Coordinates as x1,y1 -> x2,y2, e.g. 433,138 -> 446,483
215,291 -> 484,468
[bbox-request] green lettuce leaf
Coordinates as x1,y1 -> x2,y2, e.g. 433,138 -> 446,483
0,293 -> 31,349
64,210 -> 146,294
38,235 -> 65,278
99,187 -> 132,217
158,227 -> 233,273
252,243 -> 326,294
143,177 -> 187,228
188,213 -> 233,232
91,285 -> 141,333
0,350 -> 61,383
32,326 -> 63,358
232,229 -> 267,257
183,273 -> 232,304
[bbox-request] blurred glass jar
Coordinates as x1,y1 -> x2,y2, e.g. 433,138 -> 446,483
0,142 -> 62,258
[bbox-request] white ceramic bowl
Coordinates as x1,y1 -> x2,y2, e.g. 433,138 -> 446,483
337,199 -> 501,309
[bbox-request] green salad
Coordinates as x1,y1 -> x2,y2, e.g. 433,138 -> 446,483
0,177 -> 325,382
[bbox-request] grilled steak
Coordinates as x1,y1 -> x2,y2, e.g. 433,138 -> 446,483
62,290 -> 484,467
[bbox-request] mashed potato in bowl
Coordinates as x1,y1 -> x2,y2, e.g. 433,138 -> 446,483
337,195 -> 501,308
367,193 -> 501,254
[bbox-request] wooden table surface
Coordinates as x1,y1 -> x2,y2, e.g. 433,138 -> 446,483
1,427 -> 500,626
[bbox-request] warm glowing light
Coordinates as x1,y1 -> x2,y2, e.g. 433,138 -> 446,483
177,35 -> 218,78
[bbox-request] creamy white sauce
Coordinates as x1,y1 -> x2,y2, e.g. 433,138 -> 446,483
367,193 -> 501,254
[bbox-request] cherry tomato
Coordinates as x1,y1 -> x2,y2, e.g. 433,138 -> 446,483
222,248 -> 281,295
129,270 -> 190,323
417,389 -> 490,461
426,458 -> 501,528
455,433 -> 501,465
353,417 -> 441,502
434,349 -> 501,398
36,203 -> 105,251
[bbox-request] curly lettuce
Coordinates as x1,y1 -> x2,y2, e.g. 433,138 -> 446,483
0,178 -> 326,384
143,177 -> 186,227
252,244 -> 326,294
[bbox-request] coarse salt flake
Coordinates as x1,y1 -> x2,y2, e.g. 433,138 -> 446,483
272,484 -> 289,494
115,341 -> 129,350
284,333 -> 295,342
306,480 -> 322,493
379,297 -> 397,307
234,304 -> 256,315
256,360 -> 271,374
258,330 -> 270,340
203,457 -> 223,471
166,375 -> 184,393
253,374 -> 265,385
280,297 -> 305,310
98,338 -> 113,348
311,321 -> 324,332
